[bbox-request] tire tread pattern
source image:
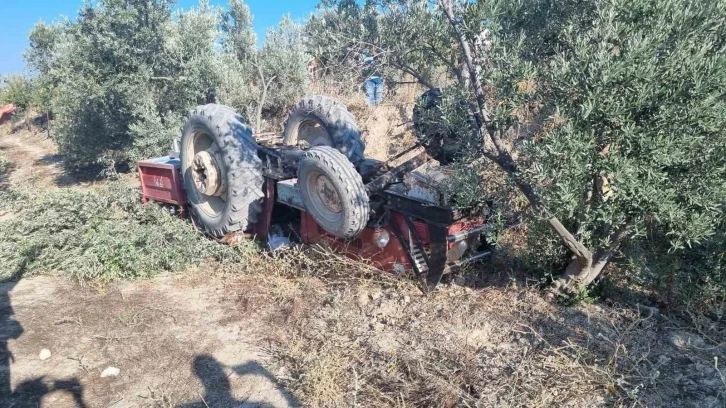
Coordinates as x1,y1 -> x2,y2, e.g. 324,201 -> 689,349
298,146 -> 370,238
181,104 -> 264,238
282,96 -> 366,165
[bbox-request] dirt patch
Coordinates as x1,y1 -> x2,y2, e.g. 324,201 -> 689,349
0,124 -> 75,188
1,272 -> 298,407
358,104 -> 417,161
0,123 -> 139,191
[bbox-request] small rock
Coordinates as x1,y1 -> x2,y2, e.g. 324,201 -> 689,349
370,292 -> 382,300
665,331 -> 706,349
357,292 -> 370,309
100,366 -> 120,378
39,349 -> 51,361
403,295 -> 411,303
637,304 -> 660,318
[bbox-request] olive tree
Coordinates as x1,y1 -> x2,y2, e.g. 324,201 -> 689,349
306,0 -> 456,90
23,0 -> 309,170
439,0 -> 726,293
311,0 -> 725,295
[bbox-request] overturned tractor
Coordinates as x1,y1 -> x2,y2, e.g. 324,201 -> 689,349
138,96 -> 491,291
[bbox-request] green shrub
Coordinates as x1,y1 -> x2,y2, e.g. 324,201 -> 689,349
0,75 -> 34,115
0,185 -> 248,281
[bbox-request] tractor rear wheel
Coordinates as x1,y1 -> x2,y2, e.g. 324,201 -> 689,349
180,104 -> 264,238
282,96 -> 365,165
297,146 -> 369,239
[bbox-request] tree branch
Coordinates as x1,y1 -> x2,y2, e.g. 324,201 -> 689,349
440,0 -> 593,267
254,61 -> 276,134
390,60 -> 437,90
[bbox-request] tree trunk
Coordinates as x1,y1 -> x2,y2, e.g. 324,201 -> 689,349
255,62 -> 276,134
439,0 -> 625,294
551,223 -> 631,292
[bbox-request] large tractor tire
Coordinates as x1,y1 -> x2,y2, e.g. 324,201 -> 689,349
297,146 -> 370,239
282,96 -> 365,165
180,104 -> 264,238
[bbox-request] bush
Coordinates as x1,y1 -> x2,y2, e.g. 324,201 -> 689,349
446,0 -> 726,299
0,75 -> 34,115
0,185 -> 248,281
258,16 -> 310,118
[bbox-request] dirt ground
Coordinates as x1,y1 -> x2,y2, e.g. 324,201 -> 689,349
0,125 -> 297,407
1,121 -> 725,407
1,273 -> 297,407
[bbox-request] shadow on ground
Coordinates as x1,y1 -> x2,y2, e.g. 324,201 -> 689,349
179,355 -> 301,408
0,279 -> 89,407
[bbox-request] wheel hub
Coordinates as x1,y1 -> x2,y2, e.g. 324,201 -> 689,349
314,174 -> 342,213
192,150 -> 223,196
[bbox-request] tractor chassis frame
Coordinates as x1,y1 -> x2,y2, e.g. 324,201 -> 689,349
252,141 -> 493,292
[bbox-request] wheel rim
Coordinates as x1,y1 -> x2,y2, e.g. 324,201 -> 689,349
296,119 -> 333,147
305,170 -> 343,224
185,129 -> 227,218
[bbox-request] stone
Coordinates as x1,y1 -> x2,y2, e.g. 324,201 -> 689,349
357,292 -> 370,309
39,349 -> 51,361
101,366 -> 121,378
665,331 -> 706,349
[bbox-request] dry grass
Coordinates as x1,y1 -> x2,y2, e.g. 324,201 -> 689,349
212,245 -> 726,407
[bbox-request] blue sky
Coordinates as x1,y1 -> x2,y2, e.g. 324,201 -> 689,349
0,0 -> 320,75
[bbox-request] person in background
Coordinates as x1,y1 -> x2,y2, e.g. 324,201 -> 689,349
360,49 -> 384,105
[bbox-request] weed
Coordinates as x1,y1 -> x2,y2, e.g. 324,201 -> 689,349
0,151 -> 7,174
0,184 -> 247,281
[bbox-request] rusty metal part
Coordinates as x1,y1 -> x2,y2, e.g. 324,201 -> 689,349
314,174 -> 343,213
191,150 -> 223,196
359,144 -> 425,179
447,224 -> 490,243
365,150 -> 430,196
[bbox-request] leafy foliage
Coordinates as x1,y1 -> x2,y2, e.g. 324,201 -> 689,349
305,0 -> 455,90
25,0 -> 310,172
0,185 -> 246,281
0,75 -> 34,115
481,0 -> 726,277
259,16 -> 310,116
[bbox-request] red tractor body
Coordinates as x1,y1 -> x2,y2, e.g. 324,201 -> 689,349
138,151 -> 491,290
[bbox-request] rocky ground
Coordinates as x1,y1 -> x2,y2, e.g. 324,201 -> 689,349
0,123 -> 724,407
